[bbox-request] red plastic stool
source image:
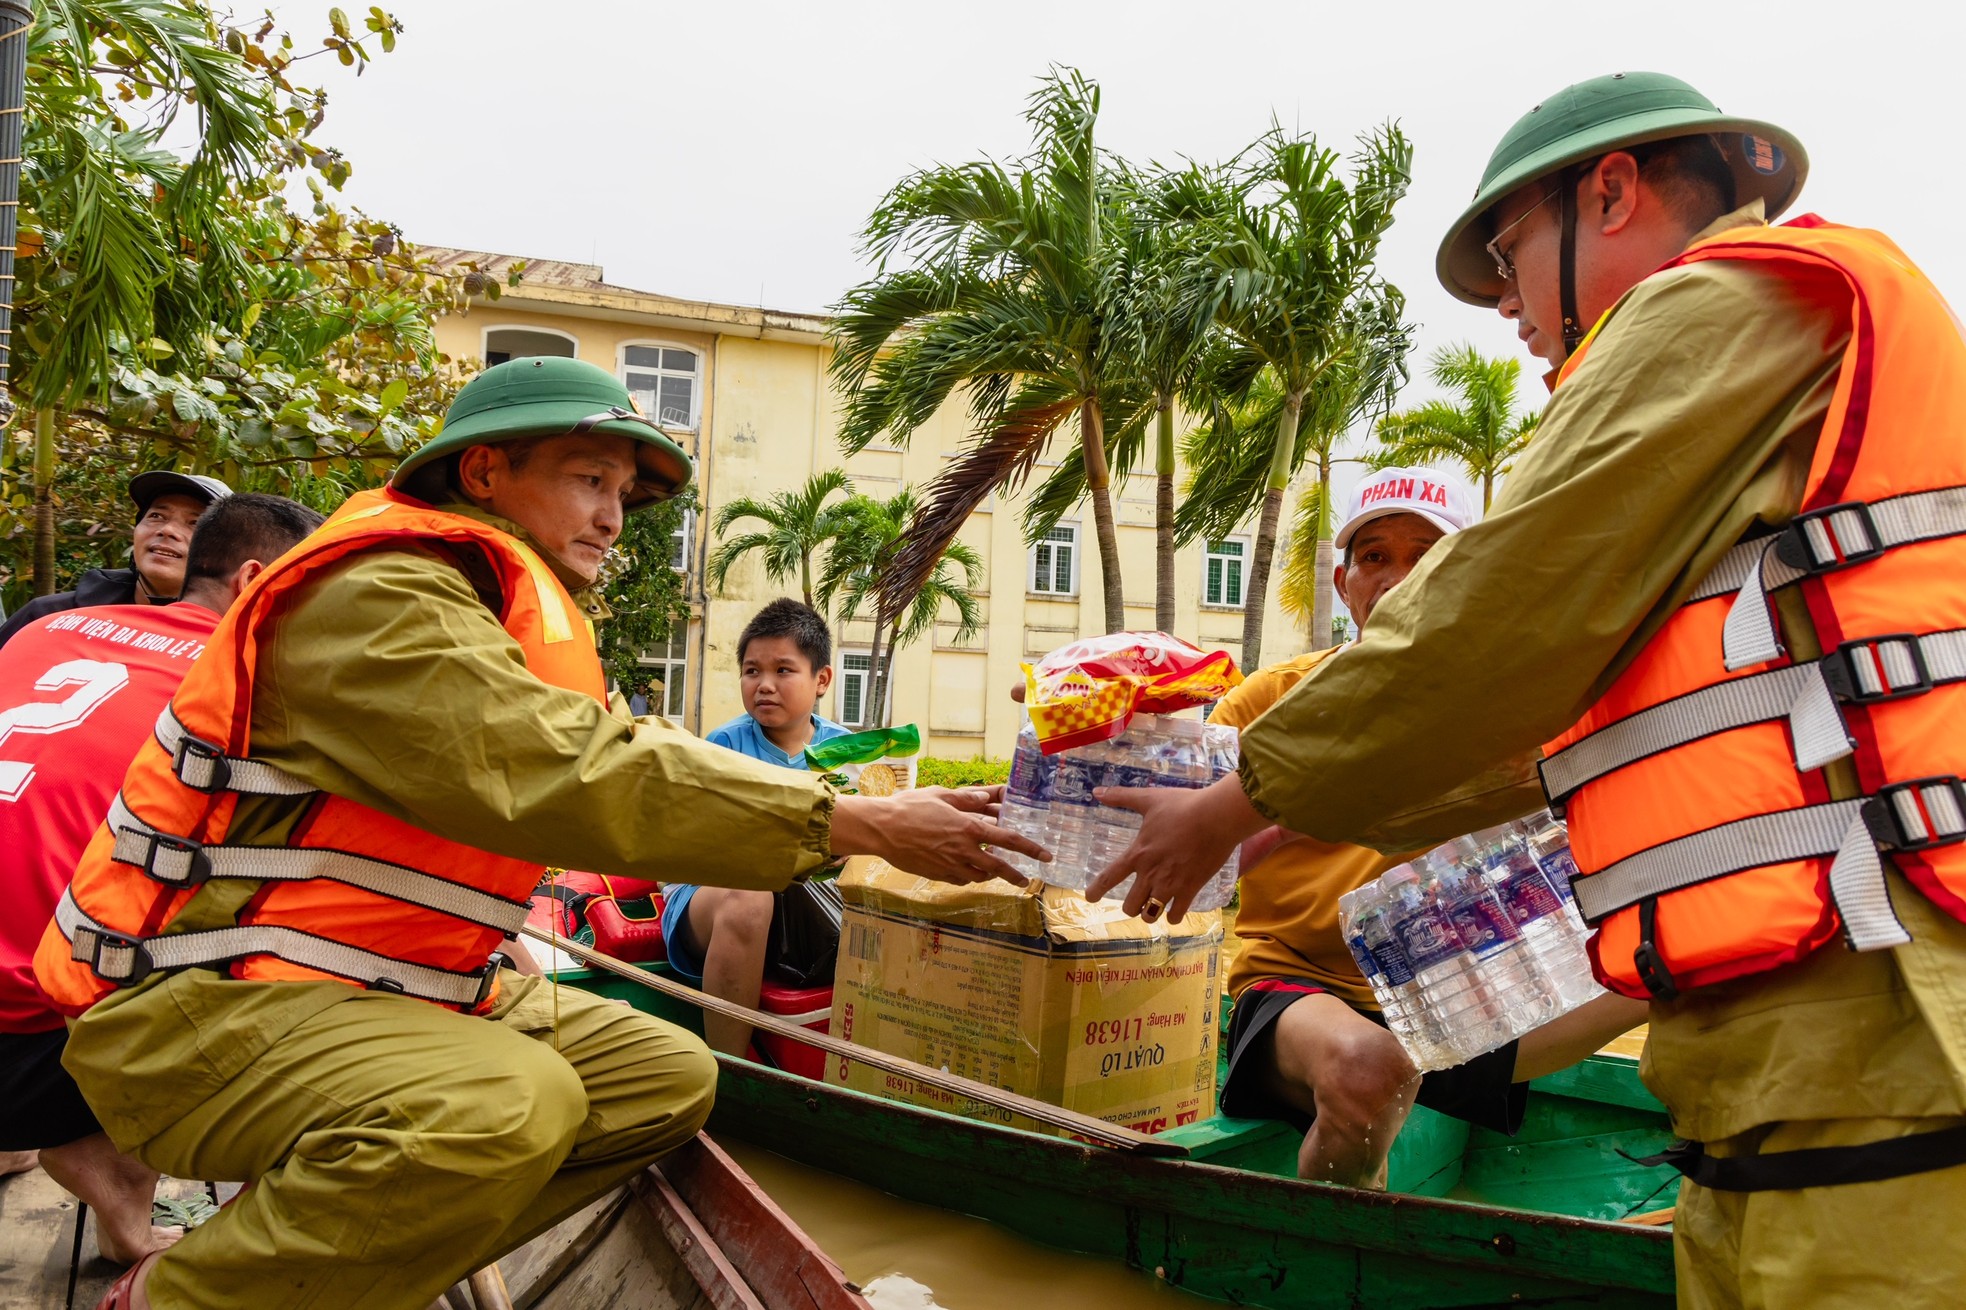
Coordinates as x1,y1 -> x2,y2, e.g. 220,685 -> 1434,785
755,982 -> 832,1079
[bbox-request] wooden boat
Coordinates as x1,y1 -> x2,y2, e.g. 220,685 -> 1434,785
557,956 -> 1682,1310
0,1133 -> 870,1310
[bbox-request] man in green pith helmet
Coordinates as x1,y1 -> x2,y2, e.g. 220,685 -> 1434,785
44,356 -> 1049,1310
1089,73 -> 1966,1306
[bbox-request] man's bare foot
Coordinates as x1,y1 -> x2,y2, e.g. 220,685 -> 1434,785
100,1248 -> 162,1310
0,1149 -> 38,1176
96,1221 -> 182,1266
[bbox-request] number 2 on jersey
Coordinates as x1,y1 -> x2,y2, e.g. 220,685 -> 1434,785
0,659 -> 131,802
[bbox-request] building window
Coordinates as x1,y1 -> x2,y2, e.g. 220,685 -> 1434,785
1203,538 -> 1247,607
838,650 -> 891,728
638,628 -> 689,722
670,508 -> 694,572
483,326 -> 577,366
622,344 -> 700,430
1030,524 -> 1079,596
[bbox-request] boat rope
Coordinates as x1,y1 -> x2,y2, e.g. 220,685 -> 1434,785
520,924 -> 1189,1158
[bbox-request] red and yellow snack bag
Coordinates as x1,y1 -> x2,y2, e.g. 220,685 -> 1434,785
1021,632 -> 1241,754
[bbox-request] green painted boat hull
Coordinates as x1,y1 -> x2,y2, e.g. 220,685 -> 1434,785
561,966 -> 1679,1309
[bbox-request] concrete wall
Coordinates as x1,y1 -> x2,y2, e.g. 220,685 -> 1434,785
434,301 -> 1317,761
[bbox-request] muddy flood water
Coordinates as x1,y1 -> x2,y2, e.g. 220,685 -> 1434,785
721,1140 -> 1206,1310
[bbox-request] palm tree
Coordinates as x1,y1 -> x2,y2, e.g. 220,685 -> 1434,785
1178,124 -> 1412,666
829,68 -> 1135,635
1179,283 -> 1411,661
817,488 -> 984,729
705,467 -> 854,606
1022,161 -> 1227,633
1374,344 -> 1542,508
13,1 -> 277,591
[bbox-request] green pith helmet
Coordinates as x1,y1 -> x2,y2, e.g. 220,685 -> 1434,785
1437,71 -> 1808,307
394,357 -> 693,512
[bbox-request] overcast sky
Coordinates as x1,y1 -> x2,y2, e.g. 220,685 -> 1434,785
306,0 -> 1961,446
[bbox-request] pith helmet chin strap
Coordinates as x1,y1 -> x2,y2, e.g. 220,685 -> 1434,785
1558,163 -> 1587,358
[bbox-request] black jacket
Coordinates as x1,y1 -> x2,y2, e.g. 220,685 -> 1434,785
0,568 -> 146,648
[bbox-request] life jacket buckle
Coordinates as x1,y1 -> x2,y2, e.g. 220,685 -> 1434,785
475,953 -> 508,1010
171,733 -> 233,793
75,926 -> 155,987
1633,896 -> 1679,1001
136,831 -> 212,888
1822,633 -> 1935,704
1776,500 -> 1885,574
1862,776 -> 1966,853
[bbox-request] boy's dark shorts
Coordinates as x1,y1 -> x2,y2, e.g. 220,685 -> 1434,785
1219,978 -> 1528,1136
0,1026 -> 102,1152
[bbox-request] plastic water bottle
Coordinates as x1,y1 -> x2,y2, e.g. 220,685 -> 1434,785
1340,882 -> 1442,1066
1018,714 -> 1242,912
999,720 -> 1054,878
1383,861 -> 1505,1067
1430,844 -> 1551,1047
1518,813 -> 1588,932
1469,826 -> 1602,1009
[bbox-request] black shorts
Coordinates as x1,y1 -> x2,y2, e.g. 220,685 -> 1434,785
0,1026 -> 101,1152
1219,978 -> 1528,1136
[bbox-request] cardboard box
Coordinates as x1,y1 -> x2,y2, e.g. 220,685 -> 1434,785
827,857 -> 1221,1137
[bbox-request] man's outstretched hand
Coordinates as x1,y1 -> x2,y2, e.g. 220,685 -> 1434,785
1086,773 -> 1268,922
833,785 -> 1050,887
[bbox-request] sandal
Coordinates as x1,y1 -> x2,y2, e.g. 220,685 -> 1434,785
94,1249 -> 162,1310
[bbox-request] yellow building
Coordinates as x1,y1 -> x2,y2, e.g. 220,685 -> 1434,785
427,249 -> 1316,760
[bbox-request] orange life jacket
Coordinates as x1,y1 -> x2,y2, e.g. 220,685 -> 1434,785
1540,216 -> 1966,1000
33,487 -> 607,1015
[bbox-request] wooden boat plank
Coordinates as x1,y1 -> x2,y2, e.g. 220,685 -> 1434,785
502,1188 -> 634,1310
633,1169 -> 769,1310
0,1168 -> 215,1310
529,1174 -> 717,1310
654,1137 -> 869,1310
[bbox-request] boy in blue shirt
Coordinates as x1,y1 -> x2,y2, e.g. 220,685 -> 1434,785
661,599 -> 850,1054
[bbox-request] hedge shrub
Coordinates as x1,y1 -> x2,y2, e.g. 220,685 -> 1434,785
918,756 -> 1012,788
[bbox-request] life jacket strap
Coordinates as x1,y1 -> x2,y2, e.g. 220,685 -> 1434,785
1722,486 -> 1966,670
1628,1120 -> 1966,1192
1574,797 -> 1919,953
105,795 -> 531,935
56,888 -> 503,1010
154,706 -> 315,797
1540,627 -> 1966,811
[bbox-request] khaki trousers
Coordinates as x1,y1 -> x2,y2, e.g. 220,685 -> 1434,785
66,971 -> 714,1310
1674,1115 -> 1966,1309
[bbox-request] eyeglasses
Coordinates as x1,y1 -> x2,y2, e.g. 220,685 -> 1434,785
569,405 -> 665,436
1485,187 -> 1560,284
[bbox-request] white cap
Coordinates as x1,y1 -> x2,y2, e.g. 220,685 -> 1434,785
1333,466 -> 1479,551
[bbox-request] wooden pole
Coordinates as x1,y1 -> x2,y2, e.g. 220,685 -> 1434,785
522,927 -> 1186,1158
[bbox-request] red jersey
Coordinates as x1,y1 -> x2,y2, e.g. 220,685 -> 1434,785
0,602 -> 217,1031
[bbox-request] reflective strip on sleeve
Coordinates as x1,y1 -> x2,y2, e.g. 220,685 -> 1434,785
56,888 -> 499,1008
105,796 -> 531,935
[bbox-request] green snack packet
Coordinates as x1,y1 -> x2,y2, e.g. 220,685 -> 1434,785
807,724 -> 921,796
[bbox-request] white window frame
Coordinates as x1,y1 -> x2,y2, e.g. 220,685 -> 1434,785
836,649 -> 892,729
1202,536 -> 1250,608
637,628 -> 690,723
1029,523 -> 1080,598
670,507 -> 695,573
481,323 -> 579,365
618,341 -> 702,432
